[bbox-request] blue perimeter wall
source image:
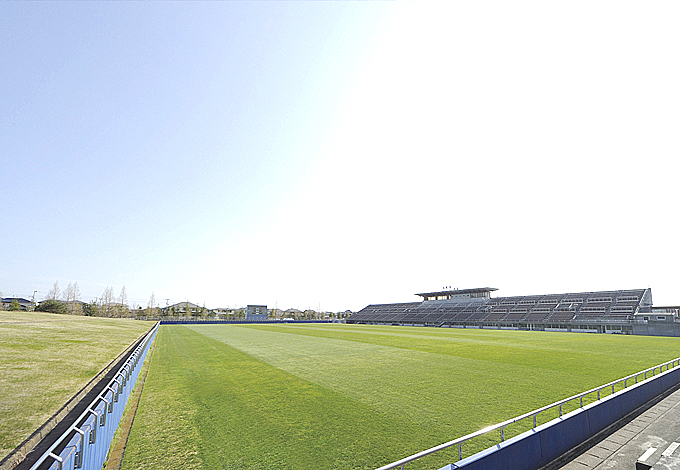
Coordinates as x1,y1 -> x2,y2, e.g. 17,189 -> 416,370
160,320 -> 333,325
439,365 -> 680,470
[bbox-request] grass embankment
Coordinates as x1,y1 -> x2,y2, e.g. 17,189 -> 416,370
0,311 -> 152,460
123,324 -> 680,470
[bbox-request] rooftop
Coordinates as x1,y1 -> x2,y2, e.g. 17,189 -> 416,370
415,287 -> 498,298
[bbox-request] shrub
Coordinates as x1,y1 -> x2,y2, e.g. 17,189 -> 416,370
36,299 -> 67,314
83,302 -> 98,316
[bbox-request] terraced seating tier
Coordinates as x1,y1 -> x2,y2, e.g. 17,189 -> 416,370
347,289 -> 649,329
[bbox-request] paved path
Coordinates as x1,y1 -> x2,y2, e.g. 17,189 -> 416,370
554,386 -> 680,470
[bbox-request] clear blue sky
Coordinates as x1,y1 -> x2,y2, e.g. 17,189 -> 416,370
2,2 -> 679,311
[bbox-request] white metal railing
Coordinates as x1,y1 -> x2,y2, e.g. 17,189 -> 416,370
28,322 -> 159,470
375,356 -> 680,470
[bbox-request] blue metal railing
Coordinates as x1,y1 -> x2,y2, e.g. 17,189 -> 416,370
375,356 -> 680,470
28,322 -> 159,470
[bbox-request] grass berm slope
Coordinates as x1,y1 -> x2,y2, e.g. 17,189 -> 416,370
0,311 -> 152,461
123,324 -> 680,470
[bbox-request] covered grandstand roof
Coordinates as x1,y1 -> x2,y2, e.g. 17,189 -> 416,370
415,287 -> 498,298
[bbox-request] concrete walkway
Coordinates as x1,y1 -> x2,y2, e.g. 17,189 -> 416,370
551,385 -> 680,470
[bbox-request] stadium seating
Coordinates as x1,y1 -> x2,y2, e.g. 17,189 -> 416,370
347,289 -> 649,333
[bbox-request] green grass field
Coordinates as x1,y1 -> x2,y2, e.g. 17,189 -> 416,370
122,324 -> 680,470
0,311 -> 152,460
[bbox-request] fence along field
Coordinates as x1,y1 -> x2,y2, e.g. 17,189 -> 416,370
0,311 -> 151,462
122,324 -> 680,470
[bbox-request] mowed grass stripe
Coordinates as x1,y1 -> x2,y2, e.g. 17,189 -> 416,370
123,326 -> 436,470
234,323 -> 680,379
0,312 -> 151,460
188,324 -> 680,459
191,324 -> 680,419
189,324 -> 572,435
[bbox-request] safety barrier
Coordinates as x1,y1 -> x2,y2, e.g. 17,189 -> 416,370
376,356 -> 680,470
159,319 -> 333,324
27,322 -> 159,470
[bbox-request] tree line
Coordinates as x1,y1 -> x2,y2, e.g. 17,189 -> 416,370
31,281 -> 158,318
2,282 -> 354,320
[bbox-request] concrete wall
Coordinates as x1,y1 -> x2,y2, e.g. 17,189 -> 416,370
632,321 -> 680,337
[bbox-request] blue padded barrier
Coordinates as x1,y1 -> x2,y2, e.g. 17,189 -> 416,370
586,393 -> 624,435
659,368 -> 680,393
452,428 -> 542,470
618,383 -> 646,419
645,375 -> 664,402
537,407 -> 591,466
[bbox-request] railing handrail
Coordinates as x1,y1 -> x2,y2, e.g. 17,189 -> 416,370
28,322 -> 159,470
375,355 -> 680,470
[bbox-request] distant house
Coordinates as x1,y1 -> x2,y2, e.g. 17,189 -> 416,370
283,308 -> 302,320
268,308 -> 283,319
164,301 -> 204,315
1,297 -> 33,311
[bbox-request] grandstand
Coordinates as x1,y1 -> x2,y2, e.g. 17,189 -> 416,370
347,287 -> 667,335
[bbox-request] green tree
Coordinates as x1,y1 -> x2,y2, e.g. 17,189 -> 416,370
83,301 -> 98,316
36,299 -> 67,314
9,299 -> 21,311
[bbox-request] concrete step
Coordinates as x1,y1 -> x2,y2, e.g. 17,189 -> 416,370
636,441 -> 680,470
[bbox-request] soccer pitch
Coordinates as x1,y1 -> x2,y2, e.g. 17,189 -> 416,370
123,324 -> 680,470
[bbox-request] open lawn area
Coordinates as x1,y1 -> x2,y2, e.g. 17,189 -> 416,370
122,324 -> 680,470
0,311 -> 152,460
